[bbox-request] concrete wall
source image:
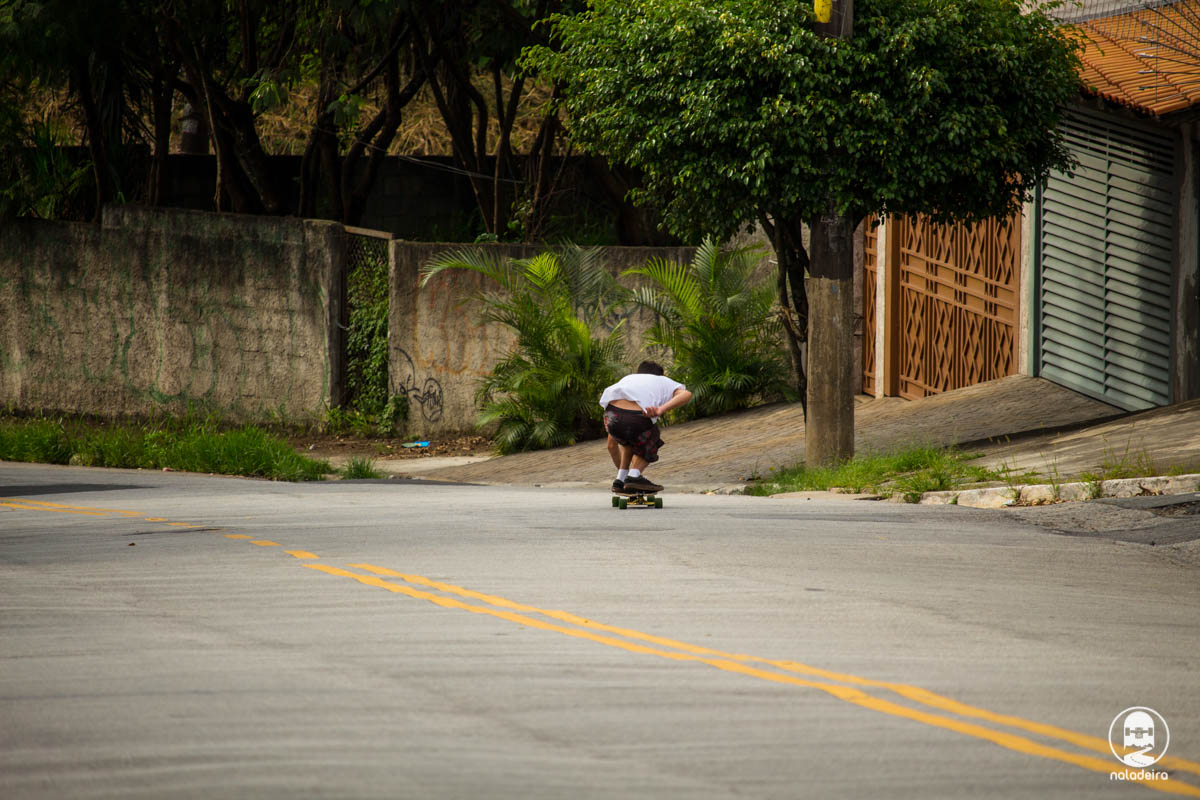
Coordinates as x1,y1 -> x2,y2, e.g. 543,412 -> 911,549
0,206 -> 344,424
389,243 -> 696,436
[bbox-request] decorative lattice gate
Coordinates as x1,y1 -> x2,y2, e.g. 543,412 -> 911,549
863,214 -> 1021,399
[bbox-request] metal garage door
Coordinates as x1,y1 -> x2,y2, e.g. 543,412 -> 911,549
1036,108 -> 1177,411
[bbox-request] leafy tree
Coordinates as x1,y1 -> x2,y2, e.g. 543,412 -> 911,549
409,0 -> 583,239
295,1 -> 429,224
626,238 -> 792,419
0,0 -> 164,217
421,246 -> 627,453
526,0 -> 1081,463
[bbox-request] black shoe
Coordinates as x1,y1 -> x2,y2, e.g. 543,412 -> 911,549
612,479 -> 625,493
623,474 -> 663,493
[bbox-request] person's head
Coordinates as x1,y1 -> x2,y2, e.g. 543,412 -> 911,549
636,360 -> 665,376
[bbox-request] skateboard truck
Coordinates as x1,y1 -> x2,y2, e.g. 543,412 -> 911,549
611,491 -> 663,509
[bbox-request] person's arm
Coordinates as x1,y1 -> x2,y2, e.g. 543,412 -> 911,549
643,388 -> 692,419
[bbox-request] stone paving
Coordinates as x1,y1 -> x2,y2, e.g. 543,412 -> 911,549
403,375 -> 1149,493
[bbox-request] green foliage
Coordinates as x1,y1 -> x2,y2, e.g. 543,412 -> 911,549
526,0 -> 1082,235
625,238 -> 791,418
745,444 -> 996,498
340,456 -> 383,480
1095,438 -> 1158,480
344,246 -> 391,420
0,115 -> 92,219
377,394 -> 409,437
422,245 -> 627,454
0,417 -> 330,481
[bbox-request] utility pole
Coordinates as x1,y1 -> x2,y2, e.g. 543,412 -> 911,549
806,0 -> 856,467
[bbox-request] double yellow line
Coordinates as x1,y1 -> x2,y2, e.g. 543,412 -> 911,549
309,562 -> 1200,797
5,495 -> 1198,795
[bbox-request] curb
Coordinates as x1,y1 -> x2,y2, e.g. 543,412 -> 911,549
912,473 -> 1200,509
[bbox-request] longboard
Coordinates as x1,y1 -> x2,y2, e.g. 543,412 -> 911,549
611,490 -> 663,509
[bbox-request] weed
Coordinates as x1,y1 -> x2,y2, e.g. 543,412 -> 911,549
744,443 -> 999,499
341,457 -> 384,480
1096,437 -> 1156,480
994,456 -> 1039,501
1043,454 -> 1063,501
1079,471 -> 1104,499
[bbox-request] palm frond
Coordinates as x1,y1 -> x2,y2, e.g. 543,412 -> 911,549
421,246 -> 512,289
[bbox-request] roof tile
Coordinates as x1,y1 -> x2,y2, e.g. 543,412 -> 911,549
1071,0 -> 1200,115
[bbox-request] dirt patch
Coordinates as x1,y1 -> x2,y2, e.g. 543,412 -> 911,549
292,433 -> 494,464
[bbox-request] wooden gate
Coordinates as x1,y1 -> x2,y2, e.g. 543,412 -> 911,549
863,214 -> 1021,399
862,220 -> 879,396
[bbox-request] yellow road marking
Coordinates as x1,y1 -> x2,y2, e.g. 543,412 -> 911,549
225,534 -> 253,540
0,498 -> 140,516
313,563 -> 1199,796
7,495 -> 1195,791
347,563 -> 1200,778
0,500 -> 110,516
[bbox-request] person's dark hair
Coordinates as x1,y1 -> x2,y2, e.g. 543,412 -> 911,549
637,360 -> 665,376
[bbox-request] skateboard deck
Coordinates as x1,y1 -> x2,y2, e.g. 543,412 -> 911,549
611,489 -> 663,509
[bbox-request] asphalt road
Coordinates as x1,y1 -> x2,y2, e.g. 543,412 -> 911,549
2,461 -> 1198,799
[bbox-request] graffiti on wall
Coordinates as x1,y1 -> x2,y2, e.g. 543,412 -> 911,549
391,348 -> 444,422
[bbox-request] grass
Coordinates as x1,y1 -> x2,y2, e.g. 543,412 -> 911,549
340,456 -> 384,480
745,444 -> 1001,502
0,416 -> 331,481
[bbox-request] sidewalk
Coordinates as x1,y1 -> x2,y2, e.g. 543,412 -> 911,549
391,375 -> 1200,497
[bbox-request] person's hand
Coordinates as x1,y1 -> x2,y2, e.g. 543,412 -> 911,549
643,405 -> 660,418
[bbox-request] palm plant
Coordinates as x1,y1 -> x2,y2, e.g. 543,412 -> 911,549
625,237 -> 792,419
421,246 -> 628,454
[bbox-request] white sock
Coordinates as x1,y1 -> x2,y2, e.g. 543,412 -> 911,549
629,469 -> 642,478
617,469 -> 629,481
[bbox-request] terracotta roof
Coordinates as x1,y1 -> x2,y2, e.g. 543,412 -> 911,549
1069,0 -> 1200,116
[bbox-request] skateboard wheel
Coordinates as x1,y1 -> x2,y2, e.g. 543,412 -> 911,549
619,498 -> 628,509
612,496 -> 620,507
654,497 -> 663,508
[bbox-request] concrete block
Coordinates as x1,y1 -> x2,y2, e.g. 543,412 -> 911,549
1020,484 -> 1058,505
956,487 -> 1019,508
1101,478 -> 1175,498
918,491 -> 959,505
1058,482 -> 1096,502
1164,474 -> 1200,494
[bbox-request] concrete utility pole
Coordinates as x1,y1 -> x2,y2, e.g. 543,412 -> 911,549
807,0 -> 856,468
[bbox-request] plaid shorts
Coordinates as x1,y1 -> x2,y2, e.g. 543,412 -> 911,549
604,405 -> 665,463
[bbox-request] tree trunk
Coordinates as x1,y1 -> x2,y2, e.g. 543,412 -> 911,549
760,212 -> 810,416
69,57 -> 113,220
147,64 -> 175,206
806,209 -> 857,467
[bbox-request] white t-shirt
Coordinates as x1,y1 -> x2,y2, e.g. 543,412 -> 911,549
599,373 -> 686,422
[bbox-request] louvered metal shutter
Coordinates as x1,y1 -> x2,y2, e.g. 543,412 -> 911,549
1035,109 -> 1177,411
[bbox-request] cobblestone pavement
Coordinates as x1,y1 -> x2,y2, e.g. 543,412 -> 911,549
405,375 -> 1151,492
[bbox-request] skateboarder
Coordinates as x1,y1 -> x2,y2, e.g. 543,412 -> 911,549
600,361 -> 693,494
